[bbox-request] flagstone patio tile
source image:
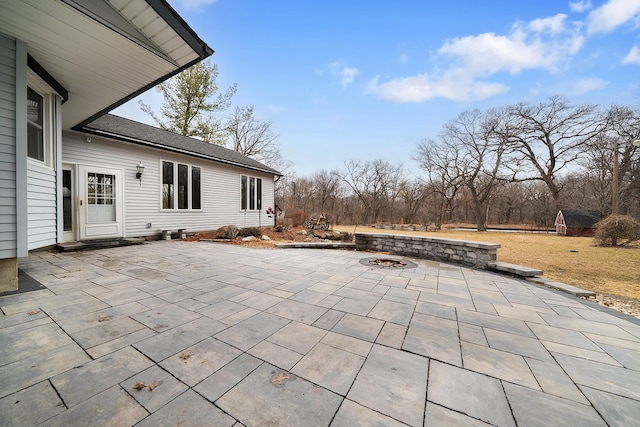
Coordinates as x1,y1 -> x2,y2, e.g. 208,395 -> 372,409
194,353 -> 262,402
0,380 -> 65,426
504,382 -> 607,427
136,389 -> 234,427
331,399 -> 407,427
332,313 -> 384,342
292,342 -> 365,395
216,363 -> 342,426
159,337 -> 241,386
403,312 -> 461,366
427,360 -> 515,427
121,365 -> 189,413
348,345 -> 428,427
44,386 -> 147,427
461,341 -> 540,389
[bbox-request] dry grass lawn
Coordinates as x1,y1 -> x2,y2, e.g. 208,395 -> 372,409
334,225 -> 640,300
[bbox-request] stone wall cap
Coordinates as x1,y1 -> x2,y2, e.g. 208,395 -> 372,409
354,233 -> 500,249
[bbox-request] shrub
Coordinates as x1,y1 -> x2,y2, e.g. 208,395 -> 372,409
290,210 -> 308,227
216,225 -> 239,239
238,227 -> 262,238
594,215 -> 640,246
339,231 -> 353,242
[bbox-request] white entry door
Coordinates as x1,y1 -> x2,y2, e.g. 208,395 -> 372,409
78,165 -> 123,240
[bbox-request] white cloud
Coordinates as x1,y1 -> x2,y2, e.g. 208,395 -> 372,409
569,1 -> 592,13
529,14 -> 568,34
438,18 -> 583,75
341,67 -> 360,88
572,77 -> 608,94
328,61 -> 360,88
623,45 -> 640,65
368,13 -> 584,103
365,69 -> 509,103
399,54 -> 409,64
586,0 -> 640,35
438,30 -> 550,75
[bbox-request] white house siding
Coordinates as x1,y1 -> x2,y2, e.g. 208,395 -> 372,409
62,132 -> 276,238
27,161 -> 57,249
0,34 -> 17,258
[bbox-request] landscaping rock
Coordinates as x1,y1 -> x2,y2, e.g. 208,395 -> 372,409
216,225 -> 240,239
262,235 -> 271,241
242,236 -> 257,242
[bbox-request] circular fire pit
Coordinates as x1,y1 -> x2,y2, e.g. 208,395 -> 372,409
360,257 -> 417,269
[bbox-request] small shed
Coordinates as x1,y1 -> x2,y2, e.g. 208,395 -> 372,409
555,210 -> 600,236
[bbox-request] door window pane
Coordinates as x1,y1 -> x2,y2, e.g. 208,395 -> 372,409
63,170 -> 72,231
87,173 -> 116,223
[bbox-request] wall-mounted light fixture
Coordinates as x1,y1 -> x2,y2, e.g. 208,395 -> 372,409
136,162 -> 145,181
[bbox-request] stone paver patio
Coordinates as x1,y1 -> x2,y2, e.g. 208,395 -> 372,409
1,241 -> 640,426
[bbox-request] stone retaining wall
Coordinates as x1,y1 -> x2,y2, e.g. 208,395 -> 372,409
355,233 -> 500,269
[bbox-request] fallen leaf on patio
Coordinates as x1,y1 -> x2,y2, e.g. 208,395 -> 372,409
98,316 -> 111,322
179,351 -> 192,360
132,382 -> 147,390
149,382 -> 158,391
271,372 -> 290,385
28,310 -> 40,315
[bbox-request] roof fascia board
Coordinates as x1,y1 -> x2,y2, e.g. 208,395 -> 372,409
27,55 -> 68,103
145,0 -> 214,58
80,128 -> 282,176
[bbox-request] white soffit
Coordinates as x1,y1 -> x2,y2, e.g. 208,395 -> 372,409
0,0 -> 203,129
107,0 -> 199,67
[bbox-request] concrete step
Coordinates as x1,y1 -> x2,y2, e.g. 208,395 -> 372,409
275,242 -> 356,250
487,261 -> 543,277
526,277 -> 596,297
56,237 -> 146,252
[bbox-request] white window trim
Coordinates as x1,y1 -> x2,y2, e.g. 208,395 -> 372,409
159,159 -> 202,211
26,71 -> 57,169
240,174 -> 263,212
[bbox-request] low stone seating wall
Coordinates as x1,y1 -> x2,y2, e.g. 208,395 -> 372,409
355,233 -> 500,270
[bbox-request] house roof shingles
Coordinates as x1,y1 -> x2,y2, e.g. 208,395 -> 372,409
559,209 -> 600,228
82,114 -> 281,176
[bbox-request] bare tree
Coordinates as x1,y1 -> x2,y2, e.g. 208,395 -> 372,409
497,95 -> 605,210
312,169 -> 341,213
414,138 -> 465,229
604,105 -> 640,216
288,177 -> 315,214
398,179 -> 428,224
225,106 -> 285,169
435,109 -> 508,231
339,159 -> 404,224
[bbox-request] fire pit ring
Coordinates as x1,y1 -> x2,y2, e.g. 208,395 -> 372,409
359,257 -> 417,269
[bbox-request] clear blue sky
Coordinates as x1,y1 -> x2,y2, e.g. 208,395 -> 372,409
113,0 -> 640,176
